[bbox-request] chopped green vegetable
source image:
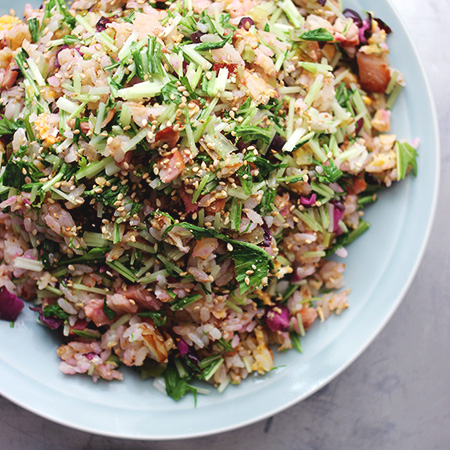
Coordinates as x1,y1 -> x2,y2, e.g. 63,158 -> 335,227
396,141 -> 418,181
170,294 -> 202,311
216,337 -> 233,352
290,332 -> 303,353
28,18 -> 40,43
0,116 -> 24,136
235,126 -> 273,144
103,300 -> 117,320
164,363 -> 197,401
73,329 -> 101,340
314,159 -> 343,184
137,311 -> 167,327
43,304 -> 69,320
300,28 -> 334,42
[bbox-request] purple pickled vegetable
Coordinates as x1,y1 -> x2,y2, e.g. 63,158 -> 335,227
358,15 -> 373,45
238,17 -> 255,30
30,306 -> 62,330
270,134 -> 286,151
344,9 -> 375,44
186,352 -> 200,366
355,118 -> 363,135
186,352 -> 200,367
374,18 -> 392,35
317,0 -> 326,6
332,200 -> 345,235
300,193 -> 317,206
236,140 -> 249,152
95,16 -> 110,32
178,339 -> 189,357
85,352 -> 96,361
182,61 -> 189,76
190,31 -> 205,43
0,287 -> 24,321
261,218 -> 272,247
343,8 -> 363,28
178,339 -> 200,367
266,305 -> 290,333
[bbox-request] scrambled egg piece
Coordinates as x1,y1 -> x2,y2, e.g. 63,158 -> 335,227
33,114 -> 61,147
0,15 -> 21,31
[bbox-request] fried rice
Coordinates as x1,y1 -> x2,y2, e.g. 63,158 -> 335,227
0,0 -> 418,399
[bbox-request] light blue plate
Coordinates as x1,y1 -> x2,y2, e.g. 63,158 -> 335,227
0,0 -> 439,439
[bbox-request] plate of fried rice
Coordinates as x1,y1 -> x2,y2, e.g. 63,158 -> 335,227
0,0 -> 439,439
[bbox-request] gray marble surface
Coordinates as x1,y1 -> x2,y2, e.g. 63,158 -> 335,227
1,0 -> 449,449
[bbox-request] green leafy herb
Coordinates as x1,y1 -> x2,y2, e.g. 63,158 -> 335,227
170,294 -> 202,311
396,141 -> 418,181
57,248 -> 107,267
300,28 -> 334,42
195,153 -> 213,165
0,116 -> 24,136
43,304 -> 69,320
140,359 -> 167,379
55,0 -> 76,28
164,363 -> 197,401
1,160 -> 25,189
315,159 -> 343,184
160,81 -> 183,104
232,240 -> 273,294
220,13 -> 236,30
234,126 -> 273,144
103,300 -> 117,320
137,311 -> 167,327
1,157 -> 42,189
38,239 -> 59,269
88,177 -> 129,207
258,188 -> 277,215
195,35 -> 231,51
245,153 -> 284,178
163,222 -> 273,294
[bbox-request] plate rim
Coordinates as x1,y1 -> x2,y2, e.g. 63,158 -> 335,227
0,0 -> 441,440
